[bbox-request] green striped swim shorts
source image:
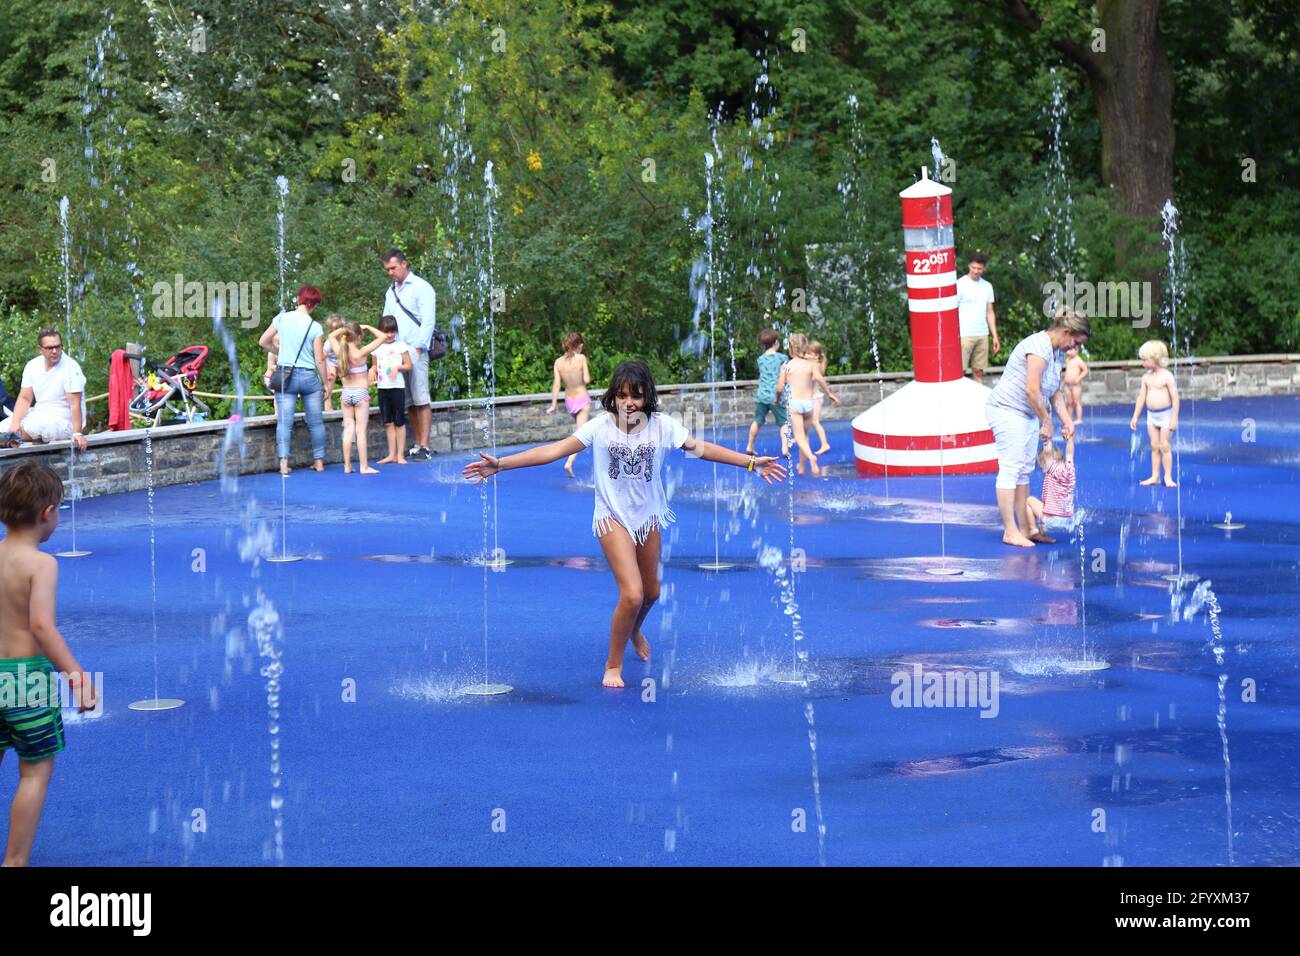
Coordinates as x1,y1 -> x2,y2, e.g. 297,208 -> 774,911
0,656 -> 66,762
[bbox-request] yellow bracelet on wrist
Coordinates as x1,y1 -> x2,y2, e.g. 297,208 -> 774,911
747,455 -> 755,472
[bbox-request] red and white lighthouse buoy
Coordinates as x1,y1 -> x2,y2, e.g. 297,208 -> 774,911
852,168 -> 998,476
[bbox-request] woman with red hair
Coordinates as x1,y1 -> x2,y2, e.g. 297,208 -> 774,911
259,285 -> 328,475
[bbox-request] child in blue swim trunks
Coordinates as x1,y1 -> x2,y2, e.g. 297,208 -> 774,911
0,462 -> 97,866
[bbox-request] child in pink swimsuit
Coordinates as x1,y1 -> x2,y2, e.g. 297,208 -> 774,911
546,331 -> 592,477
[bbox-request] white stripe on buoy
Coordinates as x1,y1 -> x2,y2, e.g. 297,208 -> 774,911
853,441 -> 996,467
904,271 -> 958,289
906,295 -> 958,312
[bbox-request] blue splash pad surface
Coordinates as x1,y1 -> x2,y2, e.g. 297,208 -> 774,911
10,396 -> 1300,865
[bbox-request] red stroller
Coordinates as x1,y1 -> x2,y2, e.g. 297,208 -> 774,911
128,345 -> 212,425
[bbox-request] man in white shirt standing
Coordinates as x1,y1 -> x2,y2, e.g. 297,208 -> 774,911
1,329 -> 88,452
956,253 -> 1000,385
381,249 -> 437,461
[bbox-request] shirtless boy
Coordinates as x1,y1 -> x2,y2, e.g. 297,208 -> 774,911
0,462 -> 97,866
1130,339 -> 1180,487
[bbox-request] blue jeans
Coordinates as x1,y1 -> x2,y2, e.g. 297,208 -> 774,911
275,368 -> 325,461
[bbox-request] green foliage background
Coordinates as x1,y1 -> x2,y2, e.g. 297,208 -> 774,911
0,0 -> 1296,426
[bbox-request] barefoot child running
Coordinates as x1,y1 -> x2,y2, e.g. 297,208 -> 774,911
778,334 -> 840,476
1130,339 -> 1179,487
465,360 -> 786,688
0,462 -> 97,866
328,322 -> 387,474
545,332 -> 592,477
373,315 -> 413,465
746,326 -> 789,458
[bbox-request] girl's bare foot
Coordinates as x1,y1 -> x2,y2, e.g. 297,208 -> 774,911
360,466 -> 380,475
1029,532 -> 1056,544
564,462 -> 575,477
377,456 -> 395,464
602,667 -> 624,688
796,463 -> 806,476
1164,478 -> 1177,488
396,457 -> 408,465
816,444 -> 830,454
630,632 -> 651,661
344,466 -> 353,474
279,459 -> 291,477
312,460 -> 325,472
1003,532 -> 1036,547
1139,476 -> 1159,486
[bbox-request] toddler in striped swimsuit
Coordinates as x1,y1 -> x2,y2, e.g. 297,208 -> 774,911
1026,437 -> 1077,543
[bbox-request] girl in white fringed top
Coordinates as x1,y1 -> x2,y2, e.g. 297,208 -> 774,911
464,360 -> 786,689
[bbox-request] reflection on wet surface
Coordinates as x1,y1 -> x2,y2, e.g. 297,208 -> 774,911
864,745 -> 1065,778
364,553 -> 605,571
921,618 -> 1004,629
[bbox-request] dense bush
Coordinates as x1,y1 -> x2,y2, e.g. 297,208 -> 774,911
0,0 -> 1295,428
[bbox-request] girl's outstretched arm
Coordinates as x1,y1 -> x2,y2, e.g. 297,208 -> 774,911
1167,373 -> 1180,430
464,436 -> 586,482
682,437 -> 787,484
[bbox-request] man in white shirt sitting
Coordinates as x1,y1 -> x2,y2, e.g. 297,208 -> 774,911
956,253 -> 1000,385
381,248 -> 437,462
1,329 -> 89,452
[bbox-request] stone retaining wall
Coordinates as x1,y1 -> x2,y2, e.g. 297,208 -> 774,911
2,354 -> 1296,499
